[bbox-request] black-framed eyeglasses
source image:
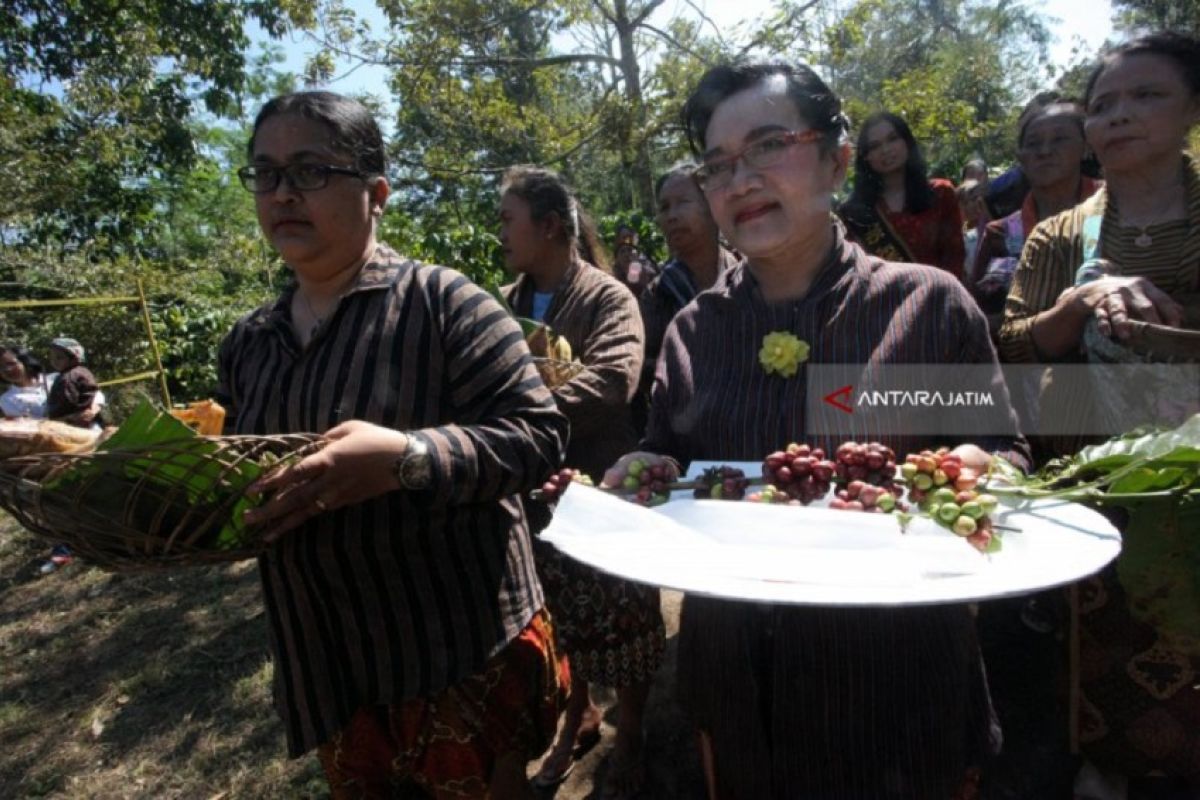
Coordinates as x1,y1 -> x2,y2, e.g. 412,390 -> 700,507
237,163 -> 366,193
695,129 -> 823,192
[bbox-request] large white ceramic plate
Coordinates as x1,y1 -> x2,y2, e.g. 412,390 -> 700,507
538,461 -> 1122,606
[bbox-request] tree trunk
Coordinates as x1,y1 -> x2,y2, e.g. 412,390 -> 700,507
613,0 -> 655,214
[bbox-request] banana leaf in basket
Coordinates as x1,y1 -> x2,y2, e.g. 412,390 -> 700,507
0,403 -> 324,570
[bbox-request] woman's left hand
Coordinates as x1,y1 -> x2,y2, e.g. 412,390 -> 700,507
948,443 -> 992,472
1073,275 -> 1184,340
244,420 -> 410,542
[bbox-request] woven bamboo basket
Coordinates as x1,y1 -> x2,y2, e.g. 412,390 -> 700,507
533,357 -> 585,389
0,433 -> 324,570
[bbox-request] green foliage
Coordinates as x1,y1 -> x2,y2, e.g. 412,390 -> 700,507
380,212 -> 508,288
1112,0 -> 1200,35
0,244 -> 278,418
822,0 -> 1051,176
598,212 -> 666,265
318,0 -> 728,219
1,3 -> 311,255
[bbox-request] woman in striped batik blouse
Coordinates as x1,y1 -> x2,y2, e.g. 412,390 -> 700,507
219,90 -> 570,799
999,32 -> 1200,794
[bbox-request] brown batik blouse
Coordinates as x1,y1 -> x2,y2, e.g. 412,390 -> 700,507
216,244 -> 567,756
645,221 -> 1029,799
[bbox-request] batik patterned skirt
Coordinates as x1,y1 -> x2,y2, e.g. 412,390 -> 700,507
534,541 -> 665,687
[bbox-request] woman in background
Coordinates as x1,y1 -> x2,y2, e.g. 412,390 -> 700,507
0,346 -> 50,419
840,111 -> 966,280
499,166 -> 663,797
999,32 -> 1199,795
974,95 -> 1101,320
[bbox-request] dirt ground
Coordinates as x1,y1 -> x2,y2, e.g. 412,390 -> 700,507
0,517 -> 705,799
530,589 -> 705,800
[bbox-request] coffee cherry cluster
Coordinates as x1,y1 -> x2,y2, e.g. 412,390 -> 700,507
762,444 -> 836,505
617,458 -> 676,506
694,466 -> 751,501
834,441 -> 900,491
829,441 -> 905,513
746,484 -> 798,504
919,485 -> 1000,552
830,479 -> 906,513
539,468 -> 594,501
898,448 -> 979,505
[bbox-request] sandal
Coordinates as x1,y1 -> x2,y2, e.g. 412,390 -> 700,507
573,723 -> 602,757
530,746 -> 575,788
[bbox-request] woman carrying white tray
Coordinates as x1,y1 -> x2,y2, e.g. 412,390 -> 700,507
605,62 -> 1030,799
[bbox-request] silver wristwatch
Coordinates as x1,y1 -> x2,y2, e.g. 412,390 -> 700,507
395,436 -> 432,490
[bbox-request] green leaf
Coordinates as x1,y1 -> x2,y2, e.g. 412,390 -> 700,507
48,400 -> 268,551
485,282 -> 515,316
98,400 -> 195,451
1108,466 -> 1189,495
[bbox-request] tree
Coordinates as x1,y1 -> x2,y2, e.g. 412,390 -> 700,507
1,1 -> 317,254
1112,0 -> 1200,35
817,0 -> 1052,177
306,0 -> 760,217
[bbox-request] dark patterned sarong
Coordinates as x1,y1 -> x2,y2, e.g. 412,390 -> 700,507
317,609 -> 568,799
1076,500 -> 1200,785
535,541 -> 665,687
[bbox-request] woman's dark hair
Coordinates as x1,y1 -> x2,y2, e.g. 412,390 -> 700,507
1017,91 -> 1085,147
1085,31 -> 1200,108
849,111 -> 935,214
681,62 -> 850,156
1015,92 -> 1100,177
247,91 -> 386,176
0,346 -> 43,381
500,166 -> 610,272
654,161 -> 699,200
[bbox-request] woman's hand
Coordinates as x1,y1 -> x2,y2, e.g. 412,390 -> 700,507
948,444 -> 992,472
1064,275 -> 1184,340
244,420 -> 411,542
601,451 -> 679,488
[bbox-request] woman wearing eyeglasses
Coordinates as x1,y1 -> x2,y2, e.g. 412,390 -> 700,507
218,91 -> 570,798
840,112 -> 967,281
604,63 -> 1027,799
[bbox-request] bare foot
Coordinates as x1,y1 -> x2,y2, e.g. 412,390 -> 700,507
575,702 -> 603,756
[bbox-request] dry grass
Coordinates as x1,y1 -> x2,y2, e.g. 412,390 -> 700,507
0,516 -> 327,799
0,514 -> 703,799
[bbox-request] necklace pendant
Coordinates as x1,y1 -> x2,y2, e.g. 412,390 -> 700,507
1134,231 -> 1153,248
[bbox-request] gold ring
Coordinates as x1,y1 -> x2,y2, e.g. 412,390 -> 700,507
313,497 -> 329,513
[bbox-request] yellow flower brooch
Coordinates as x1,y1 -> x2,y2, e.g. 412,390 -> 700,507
759,331 -> 810,378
